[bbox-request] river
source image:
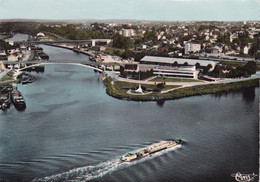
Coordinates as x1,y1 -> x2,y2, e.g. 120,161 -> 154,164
0,34 -> 259,182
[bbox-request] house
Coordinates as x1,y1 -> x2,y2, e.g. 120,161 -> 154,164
0,61 -> 5,71
211,46 -> 222,54
37,32 -> 45,37
20,46 -> 27,53
0,50 -> 7,60
219,65 -> 232,74
93,46 -> 106,52
230,34 -> 238,42
240,46 -> 249,55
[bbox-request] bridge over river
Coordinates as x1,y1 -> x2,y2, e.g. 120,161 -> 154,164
1,59 -> 135,72
12,39 -> 112,47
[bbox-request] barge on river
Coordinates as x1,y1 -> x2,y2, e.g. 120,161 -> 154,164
11,88 -> 26,111
120,139 -> 182,162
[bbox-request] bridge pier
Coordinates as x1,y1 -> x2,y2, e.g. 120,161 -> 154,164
92,40 -> 96,47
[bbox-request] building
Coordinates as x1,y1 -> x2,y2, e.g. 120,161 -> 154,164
0,61 -> 5,71
0,50 -> 7,60
210,46 -> 222,54
37,32 -> 45,37
240,46 -> 249,55
153,65 -> 199,79
93,46 -> 106,52
120,29 -> 136,37
185,42 -> 201,54
140,56 -> 217,71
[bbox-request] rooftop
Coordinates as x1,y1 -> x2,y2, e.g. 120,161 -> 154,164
140,56 -> 217,67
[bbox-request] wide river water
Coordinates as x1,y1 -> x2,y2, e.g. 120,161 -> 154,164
0,34 -> 259,182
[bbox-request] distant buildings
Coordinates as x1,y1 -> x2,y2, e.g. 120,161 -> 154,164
184,42 -> 201,55
119,29 -> 136,37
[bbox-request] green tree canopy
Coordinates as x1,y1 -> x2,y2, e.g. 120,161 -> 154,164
112,34 -> 134,50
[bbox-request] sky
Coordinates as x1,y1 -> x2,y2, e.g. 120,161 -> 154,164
0,0 -> 259,21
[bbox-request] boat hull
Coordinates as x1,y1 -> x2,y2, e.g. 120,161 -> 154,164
11,89 -> 26,111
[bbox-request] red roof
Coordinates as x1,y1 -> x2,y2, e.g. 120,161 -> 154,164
124,64 -> 138,70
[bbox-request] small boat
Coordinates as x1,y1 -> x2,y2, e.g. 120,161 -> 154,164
11,88 -> 26,111
73,48 -> 81,53
0,89 -> 11,110
21,76 -> 35,84
89,56 -> 96,61
120,139 -> 182,162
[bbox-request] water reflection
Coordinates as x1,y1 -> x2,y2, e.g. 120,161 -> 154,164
213,87 -> 257,103
242,87 -> 256,103
156,100 -> 165,107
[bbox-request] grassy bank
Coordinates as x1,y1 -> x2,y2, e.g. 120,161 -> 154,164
104,77 -> 259,101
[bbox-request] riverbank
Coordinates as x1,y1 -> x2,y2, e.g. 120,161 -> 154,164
44,43 -> 96,58
103,76 -> 259,101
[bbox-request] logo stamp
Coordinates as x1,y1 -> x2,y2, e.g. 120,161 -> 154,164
231,172 -> 258,182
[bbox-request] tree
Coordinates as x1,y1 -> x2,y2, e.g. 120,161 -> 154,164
156,82 -> 165,90
195,62 -> 200,69
244,61 -> 256,75
112,34 -> 134,50
207,64 -> 212,70
173,61 -> 178,66
183,62 -> 188,66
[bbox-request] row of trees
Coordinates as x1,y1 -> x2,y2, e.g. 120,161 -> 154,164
38,24 -> 111,40
212,61 -> 256,78
120,68 -> 154,80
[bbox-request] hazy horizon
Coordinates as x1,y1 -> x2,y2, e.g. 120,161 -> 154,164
0,0 -> 259,22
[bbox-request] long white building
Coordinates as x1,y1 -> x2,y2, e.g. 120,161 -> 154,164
153,65 -> 199,79
140,56 -> 217,71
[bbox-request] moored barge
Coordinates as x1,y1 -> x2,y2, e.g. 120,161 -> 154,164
11,88 -> 26,111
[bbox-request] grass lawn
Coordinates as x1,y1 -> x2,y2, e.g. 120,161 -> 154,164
151,77 -> 203,82
114,80 -> 180,92
104,77 -> 259,101
0,71 -> 15,82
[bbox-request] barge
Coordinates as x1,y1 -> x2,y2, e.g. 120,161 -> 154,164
11,88 -> 26,111
120,139 -> 182,162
